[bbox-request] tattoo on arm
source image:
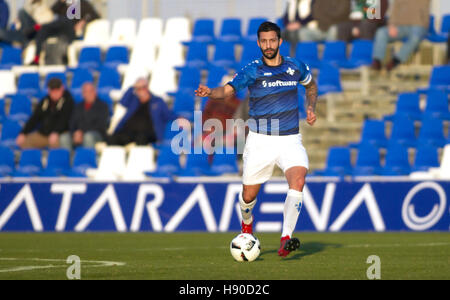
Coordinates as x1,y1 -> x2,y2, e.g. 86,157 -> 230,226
305,79 -> 318,112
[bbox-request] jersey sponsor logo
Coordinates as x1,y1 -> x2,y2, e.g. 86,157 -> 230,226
262,80 -> 298,88
286,67 -> 295,76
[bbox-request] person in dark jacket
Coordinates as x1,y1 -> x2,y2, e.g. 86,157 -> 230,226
108,78 -> 177,146
0,0 -> 9,29
16,78 -> 75,149
61,82 -> 109,149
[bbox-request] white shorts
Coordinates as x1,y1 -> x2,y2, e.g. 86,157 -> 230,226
242,131 -> 309,185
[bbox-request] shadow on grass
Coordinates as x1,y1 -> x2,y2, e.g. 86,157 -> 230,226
258,241 -> 342,261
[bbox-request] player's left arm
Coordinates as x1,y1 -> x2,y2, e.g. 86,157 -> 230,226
304,79 -> 318,126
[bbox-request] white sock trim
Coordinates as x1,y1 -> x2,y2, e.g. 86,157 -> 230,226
287,189 -> 303,198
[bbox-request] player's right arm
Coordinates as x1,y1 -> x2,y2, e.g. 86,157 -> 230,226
195,84 -> 235,99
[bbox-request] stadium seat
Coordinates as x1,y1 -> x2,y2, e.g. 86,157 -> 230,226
418,65 -> 450,94
137,18 -> 164,47
206,66 -> 229,88
321,41 -> 347,67
0,70 -> 17,98
423,90 -> 450,120
16,72 -> 42,98
0,98 -> 5,122
77,47 -> 102,70
433,145 -> 450,179
350,119 -> 388,149
209,151 -> 239,176
210,41 -> 237,69
68,147 -> 97,177
245,18 -> 268,41
184,42 -> 209,69
412,145 -> 440,172
176,67 -> 202,95
295,42 -> 321,69
172,92 -> 196,121
156,40 -> 185,69
149,64 -> 177,99
43,72 -> 67,89
110,18 -> 137,47
163,17 -> 191,44
389,116 -> 417,148
13,149 -> 42,177
384,92 -> 422,121
86,146 -> 126,180
8,95 -> 32,123
219,18 -> 242,43
82,19 -> 111,46
0,119 -> 22,148
352,145 -> 382,176
317,64 -> 342,96
0,46 -> 22,69
97,67 -> 121,106
70,68 -> 95,103
104,46 -> 129,69
0,146 -> 15,177
177,152 -> 211,177
191,19 -> 215,44
146,144 -> 180,177
123,146 -> 156,180
340,40 -> 373,69
381,143 -> 411,176
280,42 -> 291,57
427,15 -> 450,43
417,117 -> 447,148
315,147 -> 353,177
236,39 -> 261,69
40,148 -> 71,177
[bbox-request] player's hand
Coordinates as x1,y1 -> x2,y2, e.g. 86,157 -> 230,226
306,107 -> 316,126
195,84 -> 211,98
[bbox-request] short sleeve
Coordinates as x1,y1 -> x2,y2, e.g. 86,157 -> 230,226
298,61 -> 312,86
227,63 -> 257,92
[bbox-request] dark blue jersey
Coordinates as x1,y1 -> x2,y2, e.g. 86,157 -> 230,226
228,56 -> 312,136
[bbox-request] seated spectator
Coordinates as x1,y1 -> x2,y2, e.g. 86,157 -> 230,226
61,82 -> 109,149
108,78 -> 177,146
16,78 -> 75,149
281,0 -> 314,56
299,0 -> 351,42
30,0 -> 100,65
337,0 -> 388,42
0,0 -> 9,30
372,0 -> 431,71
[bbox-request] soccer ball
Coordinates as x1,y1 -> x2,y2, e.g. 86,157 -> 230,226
230,233 -> 261,262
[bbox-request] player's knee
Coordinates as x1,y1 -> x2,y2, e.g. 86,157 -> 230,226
290,177 -> 305,191
242,192 -> 257,204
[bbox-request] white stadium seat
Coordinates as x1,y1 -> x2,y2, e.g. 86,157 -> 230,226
162,17 -> 191,44
123,146 -> 157,180
149,63 -> 178,100
155,41 -> 185,68
86,146 -> 127,180
110,18 -> 137,47
83,19 -> 111,47
0,71 -> 17,98
137,18 -> 164,47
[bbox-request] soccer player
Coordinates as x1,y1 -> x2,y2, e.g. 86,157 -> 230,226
195,22 -> 318,257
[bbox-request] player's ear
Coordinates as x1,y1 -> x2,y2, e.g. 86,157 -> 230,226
279,37 -> 283,47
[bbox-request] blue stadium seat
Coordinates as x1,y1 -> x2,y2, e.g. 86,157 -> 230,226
321,41 -> 347,67
280,42 -> 291,57
104,46 -> 129,69
427,15 -> 450,43
417,117 -> 447,148
146,145 -> 180,177
206,65 -> 228,88
235,39 -> 260,69
97,67 -> 121,109
0,46 -> 22,69
40,148 -> 71,177
384,92 -> 422,121
185,42 -> 209,69
209,151 -> 239,176
210,40 -> 237,69
245,18 -> 268,41
381,143 -> 411,176
340,40 -> 373,69
177,152 -> 211,177
8,95 -> 32,123
350,119 -> 388,149
317,64 -> 342,96
276,17 -> 285,30
389,116 -> 417,148
352,145 -> 382,176
295,42 -> 320,69
16,72 -> 42,98
418,65 -> 450,94
77,46 -> 102,70
0,118 -> 22,148
423,89 -> 450,120
192,19 -> 215,43
176,67 -> 201,95
43,72 -> 67,89
412,145 -> 440,172
0,98 -> 5,122
70,68 -> 95,103
0,146 -> 15,177
219,18 -> 242,43
172,92 -> 196,121
160,122 -> 188,147
315,147 -> 352,177
68,147 -> 97,177
13,149 -> 42,177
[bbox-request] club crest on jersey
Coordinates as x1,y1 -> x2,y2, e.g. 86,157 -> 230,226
286,67 -> 295,76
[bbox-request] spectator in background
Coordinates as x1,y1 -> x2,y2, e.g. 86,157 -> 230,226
299,0 -> 351,42
371,0 -> 431,71
30,0 -> 100,65
281,0 -> 315,56
337,0 -> 388,42
16,78 -> 74,149
0,0 -> 9,30
447,35 -> 449,64
61,82 -> 109,149
107,78 -> 177,146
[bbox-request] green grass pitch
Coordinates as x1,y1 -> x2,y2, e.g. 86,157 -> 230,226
0,232 -> 449,280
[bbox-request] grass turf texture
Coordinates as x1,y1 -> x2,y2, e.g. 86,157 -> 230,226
0,232 -> 449,280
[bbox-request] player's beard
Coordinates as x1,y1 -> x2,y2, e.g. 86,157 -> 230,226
261,46 -> 280,60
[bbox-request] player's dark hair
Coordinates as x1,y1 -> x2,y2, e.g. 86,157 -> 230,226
257,21 -> 281,39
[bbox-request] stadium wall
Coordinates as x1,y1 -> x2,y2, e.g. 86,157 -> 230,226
0,179 -> 448,232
